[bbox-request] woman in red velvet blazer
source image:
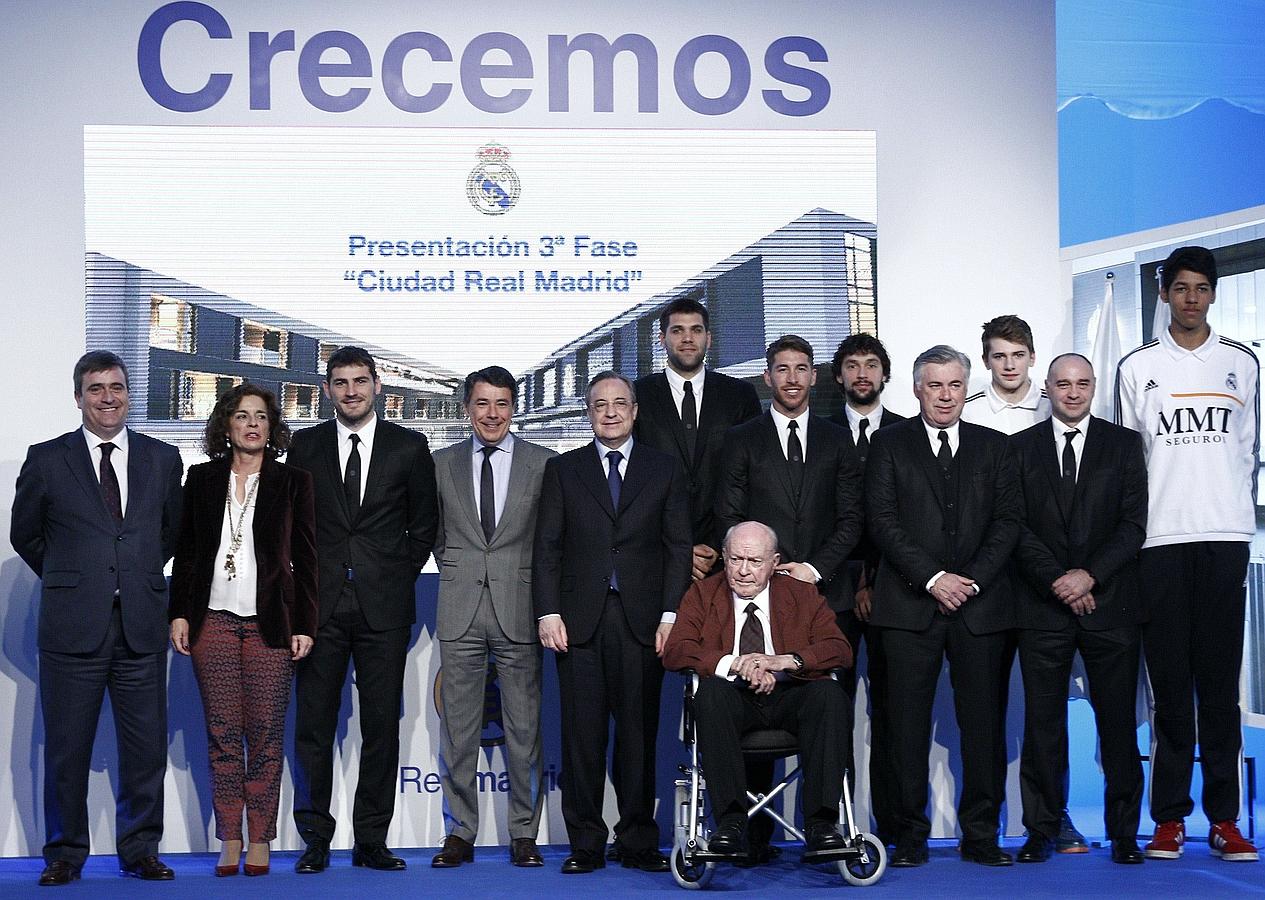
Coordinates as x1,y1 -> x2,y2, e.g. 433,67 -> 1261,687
169,384 -> 317,877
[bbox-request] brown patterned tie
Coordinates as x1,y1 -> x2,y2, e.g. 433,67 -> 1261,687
739,602 -> 764,656
98,442 -> 123,523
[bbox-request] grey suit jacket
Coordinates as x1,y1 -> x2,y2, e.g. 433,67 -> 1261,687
433,434 -> 556,643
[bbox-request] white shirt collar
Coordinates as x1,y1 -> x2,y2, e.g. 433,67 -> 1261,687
474,431 -> 515,454
770,406 -> 809,430
731,583 -> 772,616
82,425 -> 129,453
921,417 -> 961,454
595,435 -> 634,461
1052,415 -> 1090,439
336,412 -> 378,447
845,403 -> 883,434
664,366 -> 705,395
985,379 -> 1042,413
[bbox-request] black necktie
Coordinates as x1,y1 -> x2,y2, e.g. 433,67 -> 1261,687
345,433 -> 362,522
1061,429 -> 1079,508
98,441 -> 123,524
937,429 -> 952,470
480,445 -> 497,543
681,380 -> 698,463
607,450 -> 623,591
856,418 -> 870,462
739,602 -> 764,656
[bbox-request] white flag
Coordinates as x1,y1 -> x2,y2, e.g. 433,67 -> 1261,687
1090,277 -> 1122,420
1151,285 -> 1170,341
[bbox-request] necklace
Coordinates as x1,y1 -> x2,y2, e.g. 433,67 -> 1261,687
223,472 -> 260,581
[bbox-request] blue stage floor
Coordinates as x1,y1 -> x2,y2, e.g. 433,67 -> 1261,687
1,841 -> 1262,897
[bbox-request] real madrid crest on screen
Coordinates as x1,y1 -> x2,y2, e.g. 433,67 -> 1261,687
467,143 -> 521,215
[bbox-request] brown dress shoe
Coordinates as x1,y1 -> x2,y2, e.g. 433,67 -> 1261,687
39,860 -> 80,886
431,834 -> 475,868
510,838 -> 544,867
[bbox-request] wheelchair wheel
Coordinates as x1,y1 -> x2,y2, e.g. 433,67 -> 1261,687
671,843 -> 716,890
838,832 -> 886,887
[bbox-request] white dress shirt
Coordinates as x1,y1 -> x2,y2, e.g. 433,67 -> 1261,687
715,584 -> 774,679
918,419 -> 979,595
472,431 -> 515,525
335,413 -> 378,505
1052,415 -> 1089,481
82,426 -> 129,516
664,366 -> 706,418
844,404 -> 884,446
207,471 -> 259,617
770,407 -> 811,460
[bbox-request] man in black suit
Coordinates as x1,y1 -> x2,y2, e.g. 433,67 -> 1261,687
1011,354 -> 1148,865
829,333 -> 904,846
866,344 -> 1022,868
533,371 -> 692,875
11,351 -> 183,885
633,296 -> 761,582
288,346 -> 438,873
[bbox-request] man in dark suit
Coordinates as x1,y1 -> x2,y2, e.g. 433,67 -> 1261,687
1011,354 -> 1148,865
829,333 -> 905,846
287,346 -> 438,873
533,371 -> 692,874
662,521 -> 853,854
430,366 -> 555,869
633,296 -> 761,582
11,350 -> 183,885
866,344 -> 1022,868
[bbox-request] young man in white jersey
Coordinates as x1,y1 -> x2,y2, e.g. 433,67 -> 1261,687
1115,245 -> 1260,863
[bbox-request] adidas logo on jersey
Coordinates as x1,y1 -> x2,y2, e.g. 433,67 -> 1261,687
1143,379 -> 1159,392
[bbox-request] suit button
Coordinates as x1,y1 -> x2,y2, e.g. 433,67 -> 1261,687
116,535 -> 124,542
611,548 -> 619,554
108,566 -> 115,573
946,502 -> 954,509
476,579 -> 484,586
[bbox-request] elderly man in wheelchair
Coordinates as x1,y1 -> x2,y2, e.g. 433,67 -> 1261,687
661,521 -> 886,887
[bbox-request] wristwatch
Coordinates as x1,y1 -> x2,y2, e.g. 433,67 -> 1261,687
790,653 -> 805,672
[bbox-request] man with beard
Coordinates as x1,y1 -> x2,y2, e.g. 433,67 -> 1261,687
829,333 -> 904,846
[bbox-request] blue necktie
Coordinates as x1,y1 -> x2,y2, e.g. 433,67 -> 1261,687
607,450 -> 623,591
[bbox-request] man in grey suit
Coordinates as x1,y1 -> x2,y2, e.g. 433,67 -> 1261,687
430,366 -> 556,869
11,350 -> 183,886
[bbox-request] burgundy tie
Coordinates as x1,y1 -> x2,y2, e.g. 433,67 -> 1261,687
99,442 -> 123,523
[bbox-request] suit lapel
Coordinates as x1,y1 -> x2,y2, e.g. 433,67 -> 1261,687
650,375 -> 694,470
253,458 -> 282,529
1036,419 -> 1070,523
358,423 -> 393,517
494,441 -> 532,541
693,376 -> 724,468
122,432 -> 147,526
578,444 -> 616,520
799,416 -> 832,509
63,430 -> 113,523
619,442 -> 653,513
451,441 -> 484,540
913,422 -> 947,507
320,421 -> 352,525
768,580 -> 787,654
1071,417 -> 1105,516
761,415 -> 798,508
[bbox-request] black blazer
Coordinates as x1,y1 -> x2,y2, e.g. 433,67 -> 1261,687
532,441 -> 693,647
170,458 -> 318,648
830,406 -> 906,572
714,412 -> 864,611
866,417 -> 1022,635
633,370 -> 761,549
1010,416 -> 1148,631
285,418 -> 438,631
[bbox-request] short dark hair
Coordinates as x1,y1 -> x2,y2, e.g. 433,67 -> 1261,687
657,296 -> 709,333
464,365 -> 517,404
73,350 -> 129,396
765,334 -> 814,369
325,346 -> 378,382
830,333 -> 891,383
585,370 -> 637,405
1160,245 -> 1218,291
980,315 -> 1034,355
202,383 -> 291,460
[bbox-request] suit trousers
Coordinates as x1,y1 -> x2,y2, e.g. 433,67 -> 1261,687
1140,541 -> 1250,824
293,582 -> 412,844
1017,623 -> 1143,842
190,610 -> 294,843
39,606 -> 167,867
880,614 -> 1007,844
693,676 -> 850,829
837,603 -> 897,843
438,587 -> 543,841
555,590 -> 663,856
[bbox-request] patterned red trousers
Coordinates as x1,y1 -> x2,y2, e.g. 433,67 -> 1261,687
191,610 -> 294,842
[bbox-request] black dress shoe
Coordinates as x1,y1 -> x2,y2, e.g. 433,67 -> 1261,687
707,823 -> 746,855
352,843 -> 406,870
960,840 -> 1014,867
295,839 -> 330,874
805,824 -> 847,853
38,860 -> 80,886
561,852 -> 604,874
890,841 -> 929,867
1017,835 -> 1053,863
621,848 -> 669,872
1111,838 -> 1145,865
120,855 -> 175,880
1056,810 -> 1089,854
605,842 -> 623,862
431,834 -> 474,868
510,838 -> 544,867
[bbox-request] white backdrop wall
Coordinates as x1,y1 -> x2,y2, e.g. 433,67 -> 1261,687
0,0 -> 1061,856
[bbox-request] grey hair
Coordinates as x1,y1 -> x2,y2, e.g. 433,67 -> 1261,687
912,345 -> 971,387
721,521 -> 780,557
584,370 -> 637,405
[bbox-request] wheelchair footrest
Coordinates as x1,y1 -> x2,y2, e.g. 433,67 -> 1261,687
801,846 -> 862,865
682,848 -> 749,863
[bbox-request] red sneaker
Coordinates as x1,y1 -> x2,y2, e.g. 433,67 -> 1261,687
1209,821 -> 1259,862
1144,820 -> 1185,859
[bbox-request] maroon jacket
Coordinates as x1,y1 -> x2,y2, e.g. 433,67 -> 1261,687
170,458 -> 318,648
662,571 -> 851,679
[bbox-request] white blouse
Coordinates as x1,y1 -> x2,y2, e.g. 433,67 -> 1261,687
207,471 -> 259,618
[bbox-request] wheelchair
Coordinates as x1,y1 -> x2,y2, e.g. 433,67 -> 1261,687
670,671 -> 887,889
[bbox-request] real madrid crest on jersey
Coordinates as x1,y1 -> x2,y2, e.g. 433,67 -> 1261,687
1227,372 -> 1238,390
466,143 -> 521,216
